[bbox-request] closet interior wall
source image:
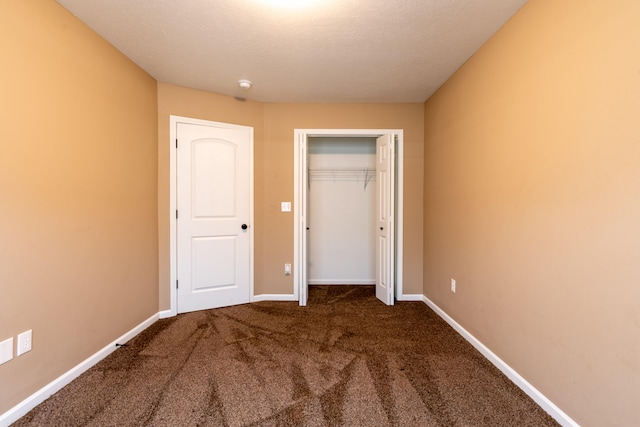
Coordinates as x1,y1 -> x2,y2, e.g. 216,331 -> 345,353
307,137 -> 376,285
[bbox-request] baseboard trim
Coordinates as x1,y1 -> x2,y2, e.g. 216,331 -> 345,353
0,313 -> 159,427
421,296 -> 578,427
252,294 -> 298,302
158,309 -> 174,319
308,280 -> 375,285
396,293 -> 423,301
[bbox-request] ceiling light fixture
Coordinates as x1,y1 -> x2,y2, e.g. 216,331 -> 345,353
238,79 -> 252,90
258,0 -> 320,8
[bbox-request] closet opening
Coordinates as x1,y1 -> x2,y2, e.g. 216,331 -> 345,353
307,137 -> 377,287
294,129 -> 404,307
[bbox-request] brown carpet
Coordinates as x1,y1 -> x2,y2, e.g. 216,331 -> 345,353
13,286 -> 559,426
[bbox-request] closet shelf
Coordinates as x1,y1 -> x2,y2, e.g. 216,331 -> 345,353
308,167 -> 375,190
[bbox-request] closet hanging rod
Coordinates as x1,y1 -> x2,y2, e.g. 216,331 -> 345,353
307,167 -> 375,190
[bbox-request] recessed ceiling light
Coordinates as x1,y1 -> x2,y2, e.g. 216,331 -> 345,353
238,80 -> 252,90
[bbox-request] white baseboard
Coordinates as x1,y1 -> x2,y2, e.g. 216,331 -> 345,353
252,294 -> 298,302
396,293 -> 423,301
421,296 -> 579,427
158,309 -> 174,319
0,313 -> 159,427
308,280 -> 375,285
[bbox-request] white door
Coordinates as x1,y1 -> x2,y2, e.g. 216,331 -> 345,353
298,133 -> 309,306
376,134 -> 394,305
176,121 -> 253,313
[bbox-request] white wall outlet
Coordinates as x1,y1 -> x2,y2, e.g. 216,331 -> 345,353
0,337 -> 13,365
17,330 -> 32,356
284,263 -> 291,276
281,202 -> 291,212
451,278 -> 456,293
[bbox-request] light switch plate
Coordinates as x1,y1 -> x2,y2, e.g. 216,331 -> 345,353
281,202 -> 291,212
0,337 -> 13,365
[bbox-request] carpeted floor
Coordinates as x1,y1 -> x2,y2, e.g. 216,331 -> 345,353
13,286 -> 559,426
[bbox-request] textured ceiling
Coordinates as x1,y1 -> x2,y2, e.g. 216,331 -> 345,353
56,0 -> 527,103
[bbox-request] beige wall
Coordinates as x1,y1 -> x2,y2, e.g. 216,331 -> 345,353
157,91 -> 424,307
0,0 -> 158,414
423,0 -> 640,425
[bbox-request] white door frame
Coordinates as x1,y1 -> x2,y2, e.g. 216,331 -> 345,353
167,115 -> 254,317
293,129 -> 404,305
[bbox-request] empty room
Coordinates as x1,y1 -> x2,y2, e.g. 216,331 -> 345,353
1,1 -> 638,426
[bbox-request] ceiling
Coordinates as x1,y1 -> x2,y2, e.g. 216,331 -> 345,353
56,0 -> 527,103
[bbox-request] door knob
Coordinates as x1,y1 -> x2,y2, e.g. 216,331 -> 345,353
380,227 -> 384,230
241,224 -> 248,230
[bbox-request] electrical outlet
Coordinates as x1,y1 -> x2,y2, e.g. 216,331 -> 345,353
284,263 -> 291,276
0,338 -> 13,365
17,330 -> 32,356
451,278 -> 456,293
